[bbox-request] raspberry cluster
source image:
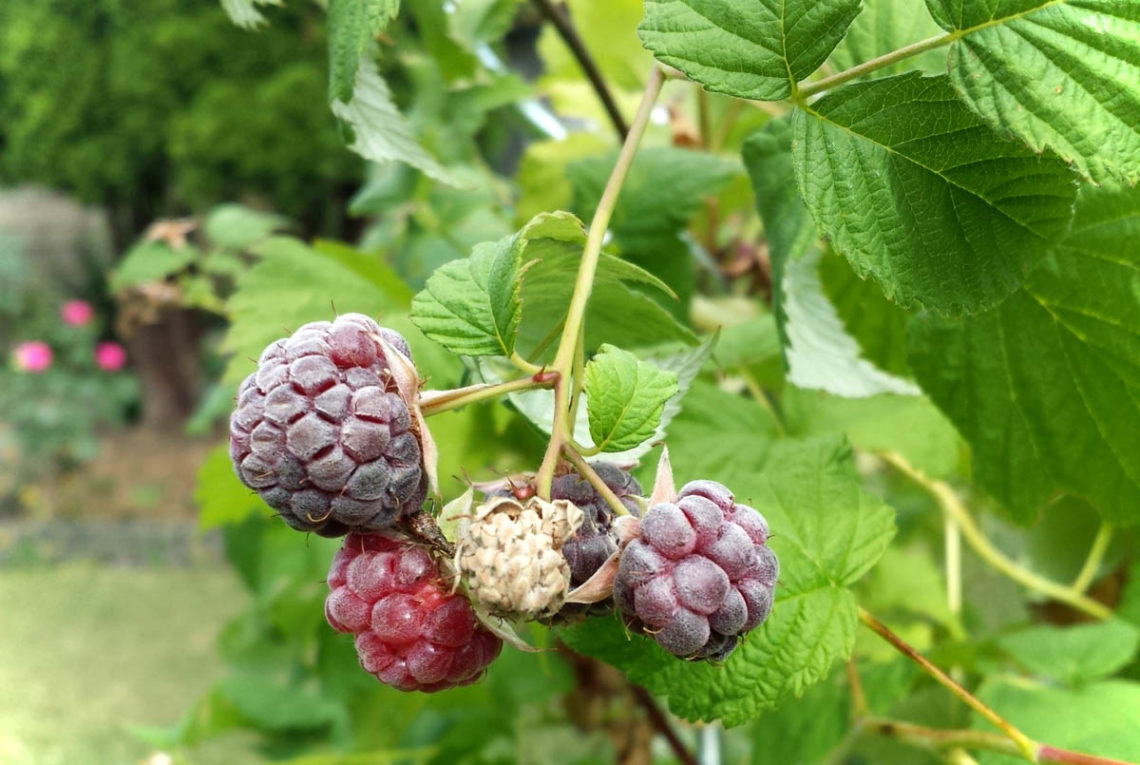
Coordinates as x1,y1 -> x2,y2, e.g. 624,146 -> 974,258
326,533 -> 502,692
614,480 -> 777,661
229,314 -> 427,536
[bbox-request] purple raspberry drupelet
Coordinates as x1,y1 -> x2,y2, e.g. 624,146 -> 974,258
550,462 -> 642,590
229,313 -> 427,536
326,533 -> 502,692
614,480 -> 778,661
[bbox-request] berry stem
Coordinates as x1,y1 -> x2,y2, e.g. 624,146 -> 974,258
881,452 -> 1112,621
419,373 -> 557,418
1071,522 -> 1113,594
561,445 -> 630,517
858,607 -> 1039,761
535,65 -> 666,498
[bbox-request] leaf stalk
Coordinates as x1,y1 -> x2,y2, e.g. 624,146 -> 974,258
881,452 -> 1112,621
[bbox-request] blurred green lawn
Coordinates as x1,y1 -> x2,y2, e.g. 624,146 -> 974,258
0,564 -> 255,764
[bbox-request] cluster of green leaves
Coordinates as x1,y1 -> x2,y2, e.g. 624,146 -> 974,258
178,0 -> 1140,761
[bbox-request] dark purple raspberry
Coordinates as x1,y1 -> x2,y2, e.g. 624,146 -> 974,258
325,533 -> 502,692
550,462 -> 642,588
229,314 -> 427,536
614,480 -> 777,661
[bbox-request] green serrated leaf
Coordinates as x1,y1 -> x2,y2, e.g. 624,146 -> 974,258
907,181 -> 1140,523
411,211 -> 587,357
327,0 -> 400,102
973,679 -> 1140,764
584,345 -> 678,453
567,437 -> 895,725
998,620 -> 1140,687
637,0 -> 862,101
330,57 -> 460,187
928,0 -> 1140,184
828,0 -> 945,77
793,72 -> 1078,316
221,236 -> 410,383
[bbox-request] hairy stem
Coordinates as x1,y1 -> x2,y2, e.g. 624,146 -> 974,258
881,452 -> 1113,621
562,445 -> 630,517
629,685 -> 697,765
858,608 -> 1038,761
797,32 -> 953,98
531,0 -> 629,140
419,373 -> 556,417
1072,522 -> 1113,593
534,65 -> 665,497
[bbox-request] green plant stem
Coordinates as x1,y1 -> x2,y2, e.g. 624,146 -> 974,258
797,32 -> 952,97
881,452 -> 1113,621
845,659 -> 869,719
858,608 -> 1039,761
861,717 -> 1136,765
419,374 -> 556,417
946,508 -> 963,618
1072,522 -> 1113,593
562,445 -> 630,517
534,65 -> 665,498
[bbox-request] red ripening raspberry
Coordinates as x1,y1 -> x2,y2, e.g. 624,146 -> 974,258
614,480 -> 778,662
325,533 -> 502,692
229,313 -> 427,536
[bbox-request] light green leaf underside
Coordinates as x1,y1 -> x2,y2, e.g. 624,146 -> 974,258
564,437 -> 894,725
793,72 -> 1078,316
584,345 -> 678,453
998,620 -> 1140,687
973,679 -> 1140,764
927,0 -> 1140,184
907,181 -> 1140,524
829,0 -> 947,76
219,0 -> 281,30
327,0 -> 401,103
330,57 -> 460,186
637,0 -> 862,101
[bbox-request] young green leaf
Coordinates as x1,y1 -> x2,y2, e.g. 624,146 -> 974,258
583,345 -> 679,453
330,57 -> 461,187
908,181 -> 1140,523
327,0 -> 400,102
410,212 -> 583,357
564,437 -> 896,724
928,0 -> 1140,184
999,621 -> 1140,687
793,72 -> 1078,316
110,241 -> 199,292
637,0 -> 862,101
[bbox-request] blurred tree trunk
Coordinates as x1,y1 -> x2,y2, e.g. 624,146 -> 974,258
125,307 -> 201,430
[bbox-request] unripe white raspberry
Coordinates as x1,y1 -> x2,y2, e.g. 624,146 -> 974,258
456,496 -> 584,619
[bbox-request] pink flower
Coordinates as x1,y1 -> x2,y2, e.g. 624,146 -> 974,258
60,299 -> 94,327
13,341 -> 53,373
94,341 -> 127,371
